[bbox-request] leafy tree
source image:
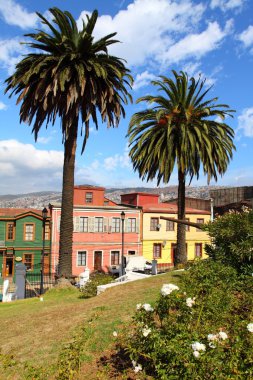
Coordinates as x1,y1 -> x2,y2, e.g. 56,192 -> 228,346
127,71 -> 235,265
5,8 -> 132,277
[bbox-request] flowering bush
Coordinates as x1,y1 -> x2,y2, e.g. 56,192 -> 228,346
204,209 -> 253,274
124,261 -> 253,379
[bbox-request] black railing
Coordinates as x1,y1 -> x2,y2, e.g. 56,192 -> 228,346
25,263 -> 57,298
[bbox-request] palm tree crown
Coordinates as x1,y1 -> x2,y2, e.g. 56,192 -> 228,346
128,70 -> 235,185
5,8 -> 132,152
5,8 -> 132,277
128,70 -> 235,265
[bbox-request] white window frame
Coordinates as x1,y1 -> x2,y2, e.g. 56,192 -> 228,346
127,218 -> 136,232
77,251 -> 87,267
79,217 -> 88,232
111,217 -> 121,233
110,250 -> 120,266
94,217 -> 104,232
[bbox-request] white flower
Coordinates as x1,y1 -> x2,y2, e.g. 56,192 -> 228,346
142,303 -> 153,312
218,331 -> 228,340
113,331 -> 118,337
161,283 -> 179,296
186,297 -> 196,307
193,350 -> 200,358
191,342 -> 206,352
142,326 -> 151,337
209,342 -> 216,348
207,334 -> 218,342
247,323 -> 253,333
133,363 -> 142,373
136,303 -> 142,310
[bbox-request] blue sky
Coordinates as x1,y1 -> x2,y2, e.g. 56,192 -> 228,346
0,0 -> 253,194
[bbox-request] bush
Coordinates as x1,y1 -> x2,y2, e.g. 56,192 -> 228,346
79,271 -> 116,298
204,209 -> 253,274
123,261 -> 253,379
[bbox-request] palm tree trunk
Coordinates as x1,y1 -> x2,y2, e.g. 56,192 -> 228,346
58,123 -> 78,277
175,169 -> 187,265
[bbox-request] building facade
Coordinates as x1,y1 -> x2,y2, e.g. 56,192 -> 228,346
50,185 -> 142,276
121,192 -> 210,270
0,208 -> 50,281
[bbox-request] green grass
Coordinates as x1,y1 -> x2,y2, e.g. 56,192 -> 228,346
0,272 -> 181,379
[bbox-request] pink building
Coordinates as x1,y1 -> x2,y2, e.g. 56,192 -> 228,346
50,185 -> 142,276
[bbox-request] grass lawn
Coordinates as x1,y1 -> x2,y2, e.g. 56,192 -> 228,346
0,271 -> 181,379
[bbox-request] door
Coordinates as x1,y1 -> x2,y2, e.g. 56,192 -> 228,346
43,253 -> 50,275
171,244 -> 177,265
94,251 -> 102,271
3,255 -> 14,277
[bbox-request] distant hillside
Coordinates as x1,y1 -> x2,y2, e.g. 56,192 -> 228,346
0,186 -> 226,209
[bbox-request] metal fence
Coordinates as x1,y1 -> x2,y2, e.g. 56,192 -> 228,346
25,263 -> 57,298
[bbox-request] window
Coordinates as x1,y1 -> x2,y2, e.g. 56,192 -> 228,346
24,224 -> 35,241
45,223 -> 50,240
94,217 -> 103,232
150,217 -> 159,231
24,253 -> 33,271
185,218 -> 190,232
128,250 -> 136,255
166,219 -> 175,231
6,223 -> 15,240
111,217 -> 120,232
153,243 -> 162,258
85,192 -> 93,204
80,217 -> 88,232
111,251 -> 120,265
77,251 -> 87,266
195,243 -> 202,257
127,218 -> 136,232
196,218 -> 204,231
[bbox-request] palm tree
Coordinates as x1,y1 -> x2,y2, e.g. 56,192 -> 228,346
127,71 -> 235,265
5,8 -> 132,277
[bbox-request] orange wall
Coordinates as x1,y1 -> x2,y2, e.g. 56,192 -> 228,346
121,193 -> 159,206
74,186 -> 105,206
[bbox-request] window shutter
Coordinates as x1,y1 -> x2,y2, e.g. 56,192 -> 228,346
136,218 -> 139,233
57,216 -> 61,232
88,217 -> 95,232
73,217 -> 80,232
103,217 -> 108,232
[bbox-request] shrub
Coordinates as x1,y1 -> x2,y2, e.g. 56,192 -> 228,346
204,209 -> 253,274
79,271 -> 116,298
124,261 -> 253,379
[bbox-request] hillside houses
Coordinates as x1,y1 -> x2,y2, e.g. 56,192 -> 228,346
0,185 -> 211,280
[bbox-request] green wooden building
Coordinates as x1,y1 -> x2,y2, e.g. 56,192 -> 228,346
0,208 -> 50,283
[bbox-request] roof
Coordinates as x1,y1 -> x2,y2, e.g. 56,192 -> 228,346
142,203 -> 210,215
0,208 -> 43,217
74,185 -> 105,190
121,192 -> 159,197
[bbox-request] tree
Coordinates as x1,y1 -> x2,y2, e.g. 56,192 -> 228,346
5,8 -> 132,277
127,71 -> 235,265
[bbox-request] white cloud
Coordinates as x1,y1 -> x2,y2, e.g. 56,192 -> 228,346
77,0 -> 205,67
0,0 -> 38,29
0,101 -> 7,110
0,38 -> 29,74
160,20 -> 233,64
238,25 -> 253,51
0,140 -> 63,194
237,107 -> 253,137
133,71 -> 156,90
182,62 -> 222,87
37,136 -> 52,144
103,145 -> 131,171
210,0 -> 244,11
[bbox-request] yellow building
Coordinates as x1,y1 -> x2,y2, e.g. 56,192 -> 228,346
121,192 -> 210,270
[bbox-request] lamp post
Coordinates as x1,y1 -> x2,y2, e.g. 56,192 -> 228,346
121,211 -> 125,276
40,207 -> 48,295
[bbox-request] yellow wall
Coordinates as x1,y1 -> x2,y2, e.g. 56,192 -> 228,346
142,212 -> 210,264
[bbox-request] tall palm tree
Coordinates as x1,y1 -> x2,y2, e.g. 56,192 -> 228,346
5,8 -> 132,277
128,71 -> 235,265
